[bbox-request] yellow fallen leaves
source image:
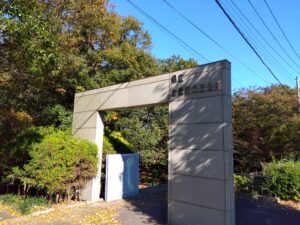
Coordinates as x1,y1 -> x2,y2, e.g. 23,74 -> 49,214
79,207 -> 120,225
278,199 -> 300,210
1,202 -> 121,225
0,203 -> 21,217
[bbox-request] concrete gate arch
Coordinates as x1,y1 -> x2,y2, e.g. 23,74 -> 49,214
72,60 -> 234,225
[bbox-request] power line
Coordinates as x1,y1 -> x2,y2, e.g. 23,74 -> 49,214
232,78 -> 246,88
215,0 -> 297,102
247,0 -> 300,71
161,0 -> 270,85
263,0 -> 300,61
126,0 -> 210,63
223,0 -> 295,85
227,0 -> 298,77
223,0 -> 293,85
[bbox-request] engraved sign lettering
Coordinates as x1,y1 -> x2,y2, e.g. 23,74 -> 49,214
171,75 -> 177,84
199,83 -> 206,93
170,73 -> 222,97
178,74 -> 184,82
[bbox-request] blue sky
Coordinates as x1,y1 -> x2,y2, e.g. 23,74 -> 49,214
110,0 -> 300,90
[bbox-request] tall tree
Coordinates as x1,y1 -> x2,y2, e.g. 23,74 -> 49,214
233,85 -> 300,173
0,0 -> 60,146
0,0 -> 158,146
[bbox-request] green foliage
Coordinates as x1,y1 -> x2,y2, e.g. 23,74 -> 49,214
0,0 -> 60,116
108,131 -> 135,154
234,174 -> 251,192
2,126 -> 98,198
157,55 -> 198,73
0,0 -> 159,147
0,194 -> 49,215
20,129 -> 98,195
1,126 -> 57,182
103,136 -> 116,155
103,131 -> 135,155
261,160 -> 300,201
40,105 -> 73,129
115,106 -> 168,169
233,85 -> 300,173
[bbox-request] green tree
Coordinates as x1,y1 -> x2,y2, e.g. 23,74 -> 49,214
0,0 -> 158,142
233,85 -> 300,173
5,127 -> 98,201
157,55 -> 198,73
0,0 -> 60,147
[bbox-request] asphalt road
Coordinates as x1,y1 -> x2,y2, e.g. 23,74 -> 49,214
118,184 -> 300,225
1,184 -> 300,225
0,211 -> 15,222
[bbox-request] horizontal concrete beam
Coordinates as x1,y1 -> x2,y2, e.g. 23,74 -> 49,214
73,60 -> 230,112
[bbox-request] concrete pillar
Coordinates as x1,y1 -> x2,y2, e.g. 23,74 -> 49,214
72,111 -> 104,201
168,62 -> 234,225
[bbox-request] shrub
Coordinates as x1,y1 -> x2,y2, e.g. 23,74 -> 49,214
7,127 -> 98,200
104,131 -> 134,154
0,194 -> 49,214
261,160 -> 300,201
234,174 -> 251,192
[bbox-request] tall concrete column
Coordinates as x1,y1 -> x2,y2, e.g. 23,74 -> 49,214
72,111 -> 104,201
168,62 -> 234,225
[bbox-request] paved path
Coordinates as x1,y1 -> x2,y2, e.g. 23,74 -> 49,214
0,211 -> 15,222
118,184 -> 300,225
2,184 -> 300,225
235,193 -> 300,225
118,184 -> 167,225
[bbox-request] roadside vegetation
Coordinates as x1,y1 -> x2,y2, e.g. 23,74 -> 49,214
0,195 -> 49,215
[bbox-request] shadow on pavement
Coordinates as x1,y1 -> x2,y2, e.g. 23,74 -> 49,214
119,184 -> 167,225
120,184 -> 300,225
236,193 -> 300,225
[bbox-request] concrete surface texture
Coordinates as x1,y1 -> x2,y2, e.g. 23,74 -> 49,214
72,60 -> 234,225
168,61 -> 234,225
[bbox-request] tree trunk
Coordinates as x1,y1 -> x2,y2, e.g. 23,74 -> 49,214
55,193 -> 60,203
17,183 -> 21,195
23,183 -> 26,196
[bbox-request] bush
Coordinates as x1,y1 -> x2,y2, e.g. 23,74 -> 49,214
7,127 -> 98,200
103,131 -> 134,155
261,160 -> 300,201
0,194 -> 49,214
234,174 -> 251,192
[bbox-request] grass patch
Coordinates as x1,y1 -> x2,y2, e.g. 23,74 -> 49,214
0,194 -> 49,215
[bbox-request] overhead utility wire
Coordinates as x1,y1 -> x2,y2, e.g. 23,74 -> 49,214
225,0 -> 295,84
247,0 -> 300,70
263,0 -> 300,61
215,0 -> 297,101
161,0 -> 269,85
223,0 -> 294,85
232,78 -> 246,88
126,0 -> 210,63
228,0 -> 298,77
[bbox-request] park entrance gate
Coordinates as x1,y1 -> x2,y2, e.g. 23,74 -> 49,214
72,60 -> 234,225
